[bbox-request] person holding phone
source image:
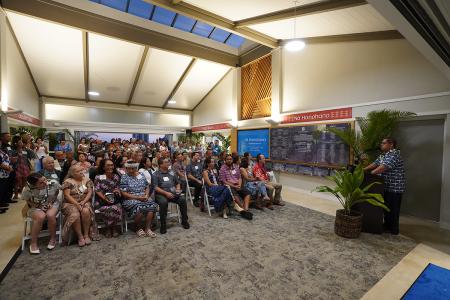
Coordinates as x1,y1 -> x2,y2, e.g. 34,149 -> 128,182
94,159 -> 123,238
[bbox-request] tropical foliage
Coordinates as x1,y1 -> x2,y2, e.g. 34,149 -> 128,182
314,164 -> 389,215
212,132 -> 231,152
328,109 -> 415,163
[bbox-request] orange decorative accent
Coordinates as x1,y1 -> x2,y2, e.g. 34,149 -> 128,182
192,123 -> 232,132
241,55 -> 272,120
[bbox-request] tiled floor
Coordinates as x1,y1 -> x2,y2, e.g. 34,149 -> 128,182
0,201 -> 24,274
1,188 -> 450,299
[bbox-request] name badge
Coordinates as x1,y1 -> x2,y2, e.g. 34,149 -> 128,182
163,177 -> 169,182
137,174 -> 143,180
231,170 -> 236,175
22,151 -> 27,155
168,166 -> 172,170
7,147 -> 11,151
195,166 -> 199,170
99,175 -> 107,180
51,174 -> 58,179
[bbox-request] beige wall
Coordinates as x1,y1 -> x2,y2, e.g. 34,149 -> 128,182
44,103 -> 190,133
192,69 -> 236,126
4,18 -> 39,117
281,39 -> 450,113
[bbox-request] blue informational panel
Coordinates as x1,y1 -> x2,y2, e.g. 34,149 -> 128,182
237,129 -> 270,158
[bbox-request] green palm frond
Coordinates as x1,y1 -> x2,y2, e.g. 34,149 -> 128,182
313,164 -> 388,215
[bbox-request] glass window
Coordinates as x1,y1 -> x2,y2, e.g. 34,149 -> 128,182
151,6 -> 176,26
128,0 -> 153,18
192,21 -> 214,37
226,34 -> 246,48
173,15 -> 196,32
210,28 -> 231,43
100,0 -> 128,11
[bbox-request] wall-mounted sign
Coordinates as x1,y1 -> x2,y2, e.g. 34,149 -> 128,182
237,128 -> 270,158
282,107 -> 352,124
7,107 -> 41,126
192,122 -> 232,132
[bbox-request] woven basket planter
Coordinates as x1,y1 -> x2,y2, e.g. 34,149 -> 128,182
334,209 -> 363,239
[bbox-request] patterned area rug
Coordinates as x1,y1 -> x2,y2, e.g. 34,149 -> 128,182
0,203 -> 416,299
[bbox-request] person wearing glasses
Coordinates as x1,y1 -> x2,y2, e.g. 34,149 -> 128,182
364,137 -> 406,235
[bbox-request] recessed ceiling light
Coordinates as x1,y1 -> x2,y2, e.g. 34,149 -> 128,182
88,91 -> 100,96
168,100 -> 176,104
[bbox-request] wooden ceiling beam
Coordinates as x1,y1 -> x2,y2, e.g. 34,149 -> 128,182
235,0 -> 367,28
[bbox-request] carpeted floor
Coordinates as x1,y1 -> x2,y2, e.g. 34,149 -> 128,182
0,203 -> 416,300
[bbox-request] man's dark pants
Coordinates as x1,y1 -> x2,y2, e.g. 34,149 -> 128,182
383,192 -> 402,234
155,194 -> 188,225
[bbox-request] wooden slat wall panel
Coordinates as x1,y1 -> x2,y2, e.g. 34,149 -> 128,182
241,55 -> 272,120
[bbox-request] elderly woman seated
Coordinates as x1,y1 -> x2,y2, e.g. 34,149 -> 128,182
21,172 -> 62,254
94,159 -> 123,238
120,160 -> 157,238
61,165 -> 98,247
38,156 -> 61,183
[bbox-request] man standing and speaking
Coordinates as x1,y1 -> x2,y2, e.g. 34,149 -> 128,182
364,137 -> 406,235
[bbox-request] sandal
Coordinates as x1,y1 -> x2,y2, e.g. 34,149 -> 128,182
84,237 -> 92,245
145,229 -> 156,238
78,238 -> 86,247
136,229 -> 146,238
47,239 -> 57,250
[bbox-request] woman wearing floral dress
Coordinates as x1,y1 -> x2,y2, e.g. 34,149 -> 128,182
94,159 -> 123,238
11,136 -> 31,199
120,160 -> 157,238
62,165 -> 98,246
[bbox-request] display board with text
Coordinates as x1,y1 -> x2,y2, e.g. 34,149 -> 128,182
237,129 -> 270,158
270,122 -> 351,168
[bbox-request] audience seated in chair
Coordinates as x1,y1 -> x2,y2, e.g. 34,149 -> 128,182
202,157 -> 234,219
186,151 -> 203,208
172,152 -> 187,189
219,154 -> 253,220
152,158 -> 190,234
61,165 -> 99,247
240,158 -> 272,210
253,154 -> 285,206
94,159 -> 123,238
22,172 -> 61,254
119,160 -> 157,238
39,156 -> 62,183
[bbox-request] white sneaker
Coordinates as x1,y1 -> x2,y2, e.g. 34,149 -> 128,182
223,210 -> 228,219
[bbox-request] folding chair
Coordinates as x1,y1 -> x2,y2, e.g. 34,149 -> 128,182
202,179 -> 215,217
184,171 -> 194,205
156,202 -> 181,224
22,211 -> 63,251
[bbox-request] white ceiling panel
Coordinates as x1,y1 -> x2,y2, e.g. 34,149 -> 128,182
132,48 -> 192,107
184,0 -> 320,21
89,33 -> 144,103
7,11 -> 85,98
171,60 -> 230,109
249,4 -> 395,39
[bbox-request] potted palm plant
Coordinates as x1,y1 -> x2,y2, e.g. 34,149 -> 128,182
314,164 -> 389,238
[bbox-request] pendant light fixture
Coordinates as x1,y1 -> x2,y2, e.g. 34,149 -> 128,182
285,0 -> 305,52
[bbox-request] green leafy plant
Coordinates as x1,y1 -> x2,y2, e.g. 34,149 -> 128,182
328,109 -> 415,163
314,164 -> 389,215
213,132 -> 231,152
